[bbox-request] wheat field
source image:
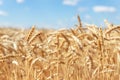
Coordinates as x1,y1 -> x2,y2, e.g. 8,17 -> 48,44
0,16 -> 120,80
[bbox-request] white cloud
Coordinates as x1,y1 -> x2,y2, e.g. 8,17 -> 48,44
16,0 -> 24,3
0,11 -> 8,16
63,0 -> 80,6
93,6 -> 116,13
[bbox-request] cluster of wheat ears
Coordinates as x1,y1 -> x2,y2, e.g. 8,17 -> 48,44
0,16 -> 120,80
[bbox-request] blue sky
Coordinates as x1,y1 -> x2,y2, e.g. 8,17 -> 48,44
0,0 -> 120,29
